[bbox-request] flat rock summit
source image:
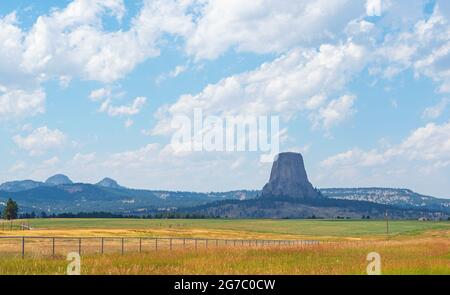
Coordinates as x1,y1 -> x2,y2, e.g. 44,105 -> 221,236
262,152 -> 320,199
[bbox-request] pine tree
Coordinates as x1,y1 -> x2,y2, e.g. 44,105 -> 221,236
2,198 -> 19,220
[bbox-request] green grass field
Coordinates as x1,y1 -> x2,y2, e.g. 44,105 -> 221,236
4,218 -> 448,239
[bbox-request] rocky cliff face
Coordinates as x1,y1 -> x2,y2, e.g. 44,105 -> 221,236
96,178 -> 123,189
45,174 -> 73,186
261,152 -> 320,199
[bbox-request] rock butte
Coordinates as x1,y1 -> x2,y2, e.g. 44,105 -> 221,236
261,152 -> 320,199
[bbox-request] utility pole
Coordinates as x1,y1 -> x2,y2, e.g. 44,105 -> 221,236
385,209 -> 389,237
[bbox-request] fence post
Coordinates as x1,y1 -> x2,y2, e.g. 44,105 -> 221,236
170,238 -> 173,251
101,238 -> 104,254
121,238 -> 124,255
206,239 -> 208,249
183,238 -> 186,248
216,239 -> 218,247
21,237 -> 25,259
139,238 -> 142,253
155,238 -> 158,251
78,238 -> 82,255
195,239 -> 198,251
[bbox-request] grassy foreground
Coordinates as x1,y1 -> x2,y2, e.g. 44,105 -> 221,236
0,219 -> 449,274
0,237 -> 448,275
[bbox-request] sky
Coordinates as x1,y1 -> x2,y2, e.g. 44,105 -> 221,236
0,0 -> 450,198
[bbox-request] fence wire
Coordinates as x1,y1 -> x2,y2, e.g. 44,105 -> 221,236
0,236 -> 321,258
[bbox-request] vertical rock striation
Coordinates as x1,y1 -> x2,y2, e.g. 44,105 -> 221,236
261,152 -> 320,199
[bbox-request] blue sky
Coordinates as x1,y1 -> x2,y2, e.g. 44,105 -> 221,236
1,0 -> 450,198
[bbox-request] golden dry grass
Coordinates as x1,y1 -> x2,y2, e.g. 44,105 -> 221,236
0,237 -> 448,275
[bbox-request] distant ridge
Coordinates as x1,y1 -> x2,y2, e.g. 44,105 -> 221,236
0,168 -> 448,218
0,175 -> 258,214
320,187 -> 450,213
178,153 -> 450,219
0,180 -> 43,193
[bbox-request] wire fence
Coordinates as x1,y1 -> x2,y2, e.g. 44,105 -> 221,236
0,220 -> 32,231
0,236 -> 321,258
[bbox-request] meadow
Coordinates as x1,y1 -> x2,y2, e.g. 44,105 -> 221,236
2,218 -> 450,240
0,219 -> 449,275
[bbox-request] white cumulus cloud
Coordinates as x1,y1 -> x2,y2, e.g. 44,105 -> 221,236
0,0 -> 196,87
100,96 -> 147,117
13,126 -> 67,156
185,0 -> 364,60
153,41 -> 367,136
314,94 -> 357,129
422,98 -> 449,120
323,121 -> 450,168
0,87 -> 46,120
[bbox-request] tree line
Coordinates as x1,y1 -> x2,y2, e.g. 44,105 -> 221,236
1,198 -> 213,220
19,211 -> 216,219
3,198 -> 449,220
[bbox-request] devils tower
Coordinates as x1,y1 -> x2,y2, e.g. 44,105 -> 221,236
261,152 -> 320,199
